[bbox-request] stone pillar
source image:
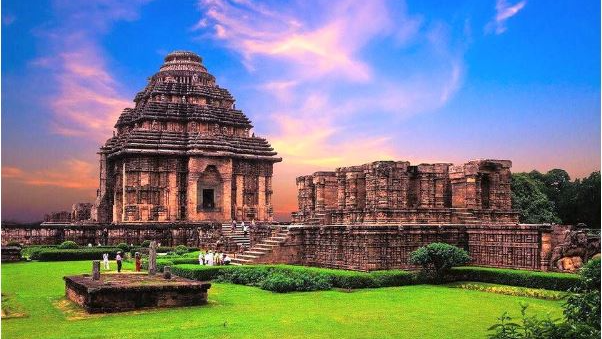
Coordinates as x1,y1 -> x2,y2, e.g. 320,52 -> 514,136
236,174 -> 244,220
168,171 -> 178,220
258,176 -> 266,220
148,241 -> 157,275
92,260 -> 100,280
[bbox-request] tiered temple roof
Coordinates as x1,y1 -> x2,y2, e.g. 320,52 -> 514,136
102,51 -> 280,162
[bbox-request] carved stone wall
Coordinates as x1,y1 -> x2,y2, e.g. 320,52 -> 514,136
1,223 -> 223,248
251,224 -> 552,271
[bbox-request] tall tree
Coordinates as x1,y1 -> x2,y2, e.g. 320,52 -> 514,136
511,173 -> 561,224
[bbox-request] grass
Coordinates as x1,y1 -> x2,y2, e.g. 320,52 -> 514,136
2,261 -> 564,339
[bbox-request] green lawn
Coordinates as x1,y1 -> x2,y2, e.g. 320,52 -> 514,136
2,261 -> 563,339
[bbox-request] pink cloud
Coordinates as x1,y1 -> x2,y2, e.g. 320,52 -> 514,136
196,0 -> 395,82
2,160 -> 98,190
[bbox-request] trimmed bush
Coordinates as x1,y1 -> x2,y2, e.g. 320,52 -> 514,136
141,240 -> 151,247
449,266 -> 581,291
409,243 -> 470,281
30,248 -> 120,261
259,272 -> 331,293
175,245 -> 188,255
116,243 -> 130,253
171,264 -> 227,281
6,241 -> 21,247
370,270 -> 418,287
58,241 -> 78,249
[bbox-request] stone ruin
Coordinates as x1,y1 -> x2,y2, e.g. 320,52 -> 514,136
292,159 -> 518,225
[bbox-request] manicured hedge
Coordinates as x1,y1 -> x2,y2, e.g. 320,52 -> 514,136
30,248 -> 122,261
448,266 -> 581,291
169,264 -> 582,293
171,264 -> 227,281
141,258 -> 200,272
170,264 -> 422,292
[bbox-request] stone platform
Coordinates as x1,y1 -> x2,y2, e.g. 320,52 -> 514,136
64,273 -> 211,313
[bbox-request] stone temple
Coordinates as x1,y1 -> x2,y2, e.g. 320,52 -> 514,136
92,51 -> 281,224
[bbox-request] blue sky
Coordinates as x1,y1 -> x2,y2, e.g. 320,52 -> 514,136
2,0 -> 600,221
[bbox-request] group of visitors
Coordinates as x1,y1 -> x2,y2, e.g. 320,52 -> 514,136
231,219 -> 255,236
102,251 -> 136,273
198,250 -> 231,266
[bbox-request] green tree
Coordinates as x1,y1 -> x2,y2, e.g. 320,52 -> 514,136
511,173 -> 561,224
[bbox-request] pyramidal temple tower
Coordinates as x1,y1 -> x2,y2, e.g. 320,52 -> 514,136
92,51 -> 281,223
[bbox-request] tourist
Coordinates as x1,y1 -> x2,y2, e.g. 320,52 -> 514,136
88,243 -> 92,247
223,254 -> 231,265
135,252 -> 141,272
251,219 -> 256,227
205,251 -> 214,266
198,251 -> 205,265
116,251 -> 123,273
231,219 -> 237,232
102,253 -> 110,270
243,222 -> 249,237
214,252 -> 221,266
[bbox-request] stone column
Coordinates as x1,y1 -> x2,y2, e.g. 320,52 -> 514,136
257,176 -> 265,221
92,260 -> 100,280
234,174 -> 243,220
168,171 -> 178,220
148,241 -> 157,275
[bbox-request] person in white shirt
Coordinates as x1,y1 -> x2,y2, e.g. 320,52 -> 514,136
243,223 -> 249,236
102,253 -> 110,270
198,251 -> 205,265
205,251 -> 214,266
116,252 -> 123,272
223,254 -> 232,265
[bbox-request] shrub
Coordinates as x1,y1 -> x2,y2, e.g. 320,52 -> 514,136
564,258 -> 601,330
370,270 -> 419,287
170,264 -> 421,293
171,264 -> 227,281
175,245 -> 188,255
409,243 -> 470,281
6,241 -> 21,247
449,267 -> 581,291
30,248 -> 120,261
116,243 -> 130,253
259,272 -> 331,293
58,241 -> 78,249
141,240 -> 151,247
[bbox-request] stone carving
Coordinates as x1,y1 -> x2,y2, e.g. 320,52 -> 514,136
550,226 -> 601,272
148,241 -> 157,275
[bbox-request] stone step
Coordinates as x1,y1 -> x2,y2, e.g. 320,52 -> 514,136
246,250 -> 269,256
237,254 -> 260,260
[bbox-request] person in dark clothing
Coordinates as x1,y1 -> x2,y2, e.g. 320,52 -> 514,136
116,251 -> 123,273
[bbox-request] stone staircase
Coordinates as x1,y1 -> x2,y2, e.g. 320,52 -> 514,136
230,227 -> 290,266
454,210 -> 480,224
221,223 -> 250,249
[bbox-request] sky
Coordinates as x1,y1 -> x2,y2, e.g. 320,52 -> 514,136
1,0 -> 600,222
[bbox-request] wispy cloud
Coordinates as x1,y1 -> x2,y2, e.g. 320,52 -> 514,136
2,160 -> 98,189
32,0 -> 147,141
486,0 -> 527,34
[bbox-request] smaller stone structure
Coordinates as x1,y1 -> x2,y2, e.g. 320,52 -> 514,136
64,273 -> 211,313
292,159 -> 518,225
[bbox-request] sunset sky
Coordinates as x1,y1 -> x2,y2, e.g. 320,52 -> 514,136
2,0 -> 600,222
